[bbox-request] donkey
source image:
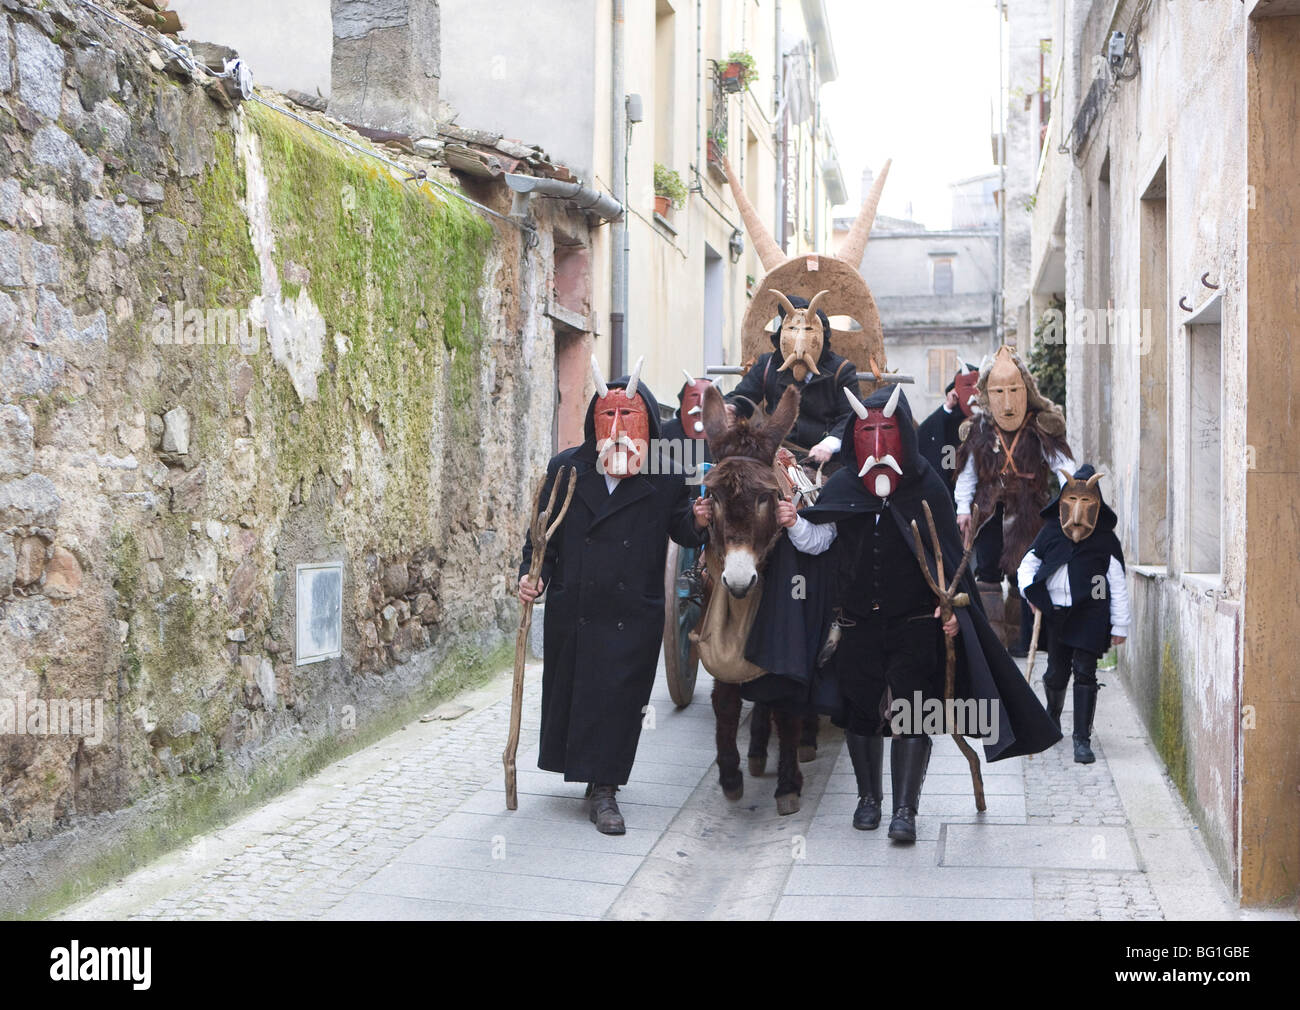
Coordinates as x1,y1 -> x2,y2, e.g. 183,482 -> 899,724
698,382 -> 810,815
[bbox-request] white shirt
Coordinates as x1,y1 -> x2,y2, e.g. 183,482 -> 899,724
954,447 -> 1077,516
604,473 -> 620,494
1016,548 -> 1130,638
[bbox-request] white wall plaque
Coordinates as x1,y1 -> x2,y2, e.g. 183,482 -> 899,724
296,562 -> 343,666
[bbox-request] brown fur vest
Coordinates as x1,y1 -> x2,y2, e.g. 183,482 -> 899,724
956,412 -> 1073,577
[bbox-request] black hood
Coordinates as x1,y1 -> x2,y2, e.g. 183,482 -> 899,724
835,383 -> 923,482
1038,462 -> 1118,535
770,293 -> 835,363
581,377 -> 664,445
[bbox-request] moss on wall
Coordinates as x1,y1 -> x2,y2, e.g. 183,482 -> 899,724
243,104 -> 493,528
1155,640 -> 1189,797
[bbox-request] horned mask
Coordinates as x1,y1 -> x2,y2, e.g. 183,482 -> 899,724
846,385 -> 905,499
773,290 -> 827,382
679,369 -> 713,437
1058,469 -> 1103,543
592,354 -> 648,478
953,361 -> 979,419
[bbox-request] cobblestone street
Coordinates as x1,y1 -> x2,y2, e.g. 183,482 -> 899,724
59,652 -> 1266,921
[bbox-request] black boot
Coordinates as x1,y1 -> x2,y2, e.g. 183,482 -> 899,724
1043,683 -> 1066,733
1073,684 -> 1098,764
887,736 -> 932,843
588,784 -> 626,834
846,733 -> 884,830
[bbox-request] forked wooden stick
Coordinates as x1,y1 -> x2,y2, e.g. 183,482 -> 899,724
504,466 -> 576,810
909,501 -> 987,812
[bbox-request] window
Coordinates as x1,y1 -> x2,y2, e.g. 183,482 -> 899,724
931,257 -> 954,295
927,348 -> 961,393
654,3 -> 675,167
1186,320 -> 1222,575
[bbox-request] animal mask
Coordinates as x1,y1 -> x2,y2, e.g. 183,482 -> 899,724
985,346 -> 1028,432
1058,469 -> 1103,543
591,354 -> 649,477
846,385 -> 905,499
678,370 -> 713,437
773,289 -> 827,382
953,362 -> 979,418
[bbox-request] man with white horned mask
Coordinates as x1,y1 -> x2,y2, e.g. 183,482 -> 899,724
519,356 -> 711,834
787,385 -> 1061,842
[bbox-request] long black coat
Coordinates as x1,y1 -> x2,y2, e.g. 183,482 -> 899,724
727,346 -> 860,450
917,404 -> 964,500
520,380 -> 705,784
798,385 -> 1062,761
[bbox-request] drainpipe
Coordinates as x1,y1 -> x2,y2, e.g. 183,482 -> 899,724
774,0 -> 783,253
611,0 -> 627,376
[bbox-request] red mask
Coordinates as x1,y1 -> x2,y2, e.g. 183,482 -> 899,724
953,370 -> 979,418
594,389 -> 650,477
849,385 -> 906,498
679,376 -> 713,439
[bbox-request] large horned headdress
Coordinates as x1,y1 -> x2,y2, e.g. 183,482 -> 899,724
724,155 -> 893,393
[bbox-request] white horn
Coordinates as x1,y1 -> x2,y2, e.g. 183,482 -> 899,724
591,353 -> 609,398
844,387 -> 869,420
959,360 -> 972,375
882,384 -> 902,418
682,368 -> 696,386
625,355 -> 644,399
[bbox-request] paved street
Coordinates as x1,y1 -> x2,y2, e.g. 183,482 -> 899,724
60,651 -> 1256,921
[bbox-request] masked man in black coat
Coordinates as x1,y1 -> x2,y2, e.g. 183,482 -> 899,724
725,294 -> 861,464
790,384 -> 1061,842
1017,465 -> 1128,764
519,357 -> 710,834
917,362 -> 978,501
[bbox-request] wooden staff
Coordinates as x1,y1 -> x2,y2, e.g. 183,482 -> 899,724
909,501 -> 987,812
504,466 -> 577,810
1024,609 -> 1043,683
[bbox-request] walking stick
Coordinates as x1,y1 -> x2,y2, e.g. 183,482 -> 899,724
1024,609 -> 1043,683
504,467 -> 577,810
908,501 -> 987,812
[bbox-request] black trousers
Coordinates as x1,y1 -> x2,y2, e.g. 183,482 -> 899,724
833,610 -> 944,736
1042,608 -> 1099,689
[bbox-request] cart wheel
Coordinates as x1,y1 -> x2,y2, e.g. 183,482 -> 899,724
663,540 -> 702,708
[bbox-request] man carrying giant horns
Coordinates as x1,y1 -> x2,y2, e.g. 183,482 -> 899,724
718,156 -> 897,465
954,345 -> 1076,655
518,356 -> 711,834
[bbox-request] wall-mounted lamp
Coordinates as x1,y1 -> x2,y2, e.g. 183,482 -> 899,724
729,228 -> 744,263
1108,31 -> 1127,76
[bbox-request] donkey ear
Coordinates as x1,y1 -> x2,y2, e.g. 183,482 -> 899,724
700,382 -> 731,450
760,384 -> 801,460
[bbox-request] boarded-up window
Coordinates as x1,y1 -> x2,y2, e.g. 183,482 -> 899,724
927,348 -> 961,393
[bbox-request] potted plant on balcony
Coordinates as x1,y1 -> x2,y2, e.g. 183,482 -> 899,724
721,50 -> 758,92
654,163 -> 688,217
707,130 -> 727,165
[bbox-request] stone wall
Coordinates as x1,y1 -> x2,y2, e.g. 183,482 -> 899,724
0,0 -> 565,916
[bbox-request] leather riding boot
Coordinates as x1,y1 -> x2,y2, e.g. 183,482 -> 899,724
1043,683 -> 1067,733
1073,684 -> 1099,764
888,736 -> 932,843
846,733 -> 884,830
588,784 -> 626,835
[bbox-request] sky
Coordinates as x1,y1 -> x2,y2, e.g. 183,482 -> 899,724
819,0 -> 1004,231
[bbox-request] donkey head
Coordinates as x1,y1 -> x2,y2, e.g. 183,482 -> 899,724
699,383 -> 801,598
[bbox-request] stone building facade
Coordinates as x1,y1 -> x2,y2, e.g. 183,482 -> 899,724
0,0 -> 589,915
1012,0 -> 1300,905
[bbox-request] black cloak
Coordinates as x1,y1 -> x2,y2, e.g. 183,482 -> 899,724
725,295 -> 862,451
520,378 -> 706,784
917,403 -> 965,500
1022,464 -> 1126,656
796,385 -> 1062,761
